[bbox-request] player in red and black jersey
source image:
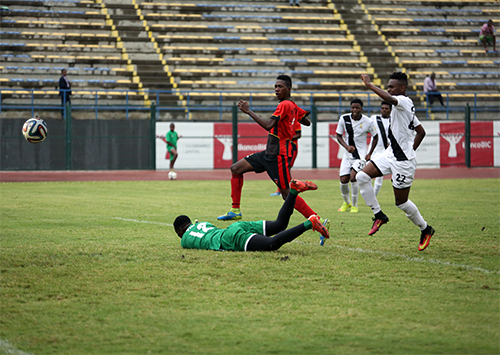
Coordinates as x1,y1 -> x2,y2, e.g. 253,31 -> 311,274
289,119 -> 302,168
271,118 -> 301,196
217,75 -> 330,238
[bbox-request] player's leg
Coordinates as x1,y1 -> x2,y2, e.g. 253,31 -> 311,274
373,176 -> 384,196
263,155 -> 329,239
350,169 -> 359,213
266,179 -> 318,235
357,162 -> 382,213
394,187 -> 425,228
289,146 -> 298,169
247,215 -> 328,252
277,157 -> 331,244
246,225 -> 307,251
271,154 -> 315,219
169,148 -> 178,170
339,175 -> 351,211
265,186 -> 298,235
393,160 -> 434,251
217,156 -> 256,221
357,160 -> 389,235
338,156 -> 352,212
270,147 -> 296,196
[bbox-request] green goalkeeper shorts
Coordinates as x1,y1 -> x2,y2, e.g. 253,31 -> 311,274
220,221 -> 265,251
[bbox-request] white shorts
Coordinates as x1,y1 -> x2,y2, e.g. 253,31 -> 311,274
339,155 -> 366,176
371,153 -> 416,190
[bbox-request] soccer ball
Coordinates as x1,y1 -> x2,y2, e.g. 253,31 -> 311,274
22,117 -> 48,143
168,171 -> 177,180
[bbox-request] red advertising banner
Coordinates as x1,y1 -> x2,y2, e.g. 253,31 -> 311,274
329,123 -> 342,168
213,123 -> 268,169
440,121 -> 493,167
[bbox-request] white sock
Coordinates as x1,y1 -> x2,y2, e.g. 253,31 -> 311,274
397,200 -> 427,230
373,176 -> 383,196
340,182 -> 350,204
351,181 -> 359,207
357,171 -> 381,214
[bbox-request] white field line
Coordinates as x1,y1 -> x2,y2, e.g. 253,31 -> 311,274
113,217 -> 173,227
0,339 -> 33,355
330,244 -> 500,275
115,217 -> 499,275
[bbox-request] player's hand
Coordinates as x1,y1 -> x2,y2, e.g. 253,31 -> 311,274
360,74 -> 371,86
347,146 -> 356,153
365,153 -> 371,161
237,100 -> 250,114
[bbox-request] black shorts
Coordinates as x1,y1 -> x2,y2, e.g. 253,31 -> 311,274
289,144 -> 298,168
244,151 -> 291,190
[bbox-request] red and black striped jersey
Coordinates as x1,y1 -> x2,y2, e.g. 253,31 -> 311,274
266,100 -> 309,156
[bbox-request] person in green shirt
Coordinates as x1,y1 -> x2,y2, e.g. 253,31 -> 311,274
173,179 -> 330,251
166,123 -> 180,172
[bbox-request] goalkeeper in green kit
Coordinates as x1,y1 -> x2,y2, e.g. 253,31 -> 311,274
173,179 -> 330,252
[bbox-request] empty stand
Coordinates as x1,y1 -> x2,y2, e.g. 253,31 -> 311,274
331,0 -> 499,119
0,0 -> 145,119
0,0 -> 497,120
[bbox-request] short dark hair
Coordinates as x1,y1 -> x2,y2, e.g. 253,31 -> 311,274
350,98 -> 363,107
389,72 -> 408,86
381,101 -> 391,107
174,215 -> 191,231
276,75 -> 292,88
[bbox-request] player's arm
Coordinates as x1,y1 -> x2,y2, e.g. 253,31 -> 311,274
360,74 -> 398,106
366,134 -> 378,160
413,124 -> 426,151
336,133 -> 355,153
299,115 -> 311,126
238,100 -> 276,131
292,130 -> 301,141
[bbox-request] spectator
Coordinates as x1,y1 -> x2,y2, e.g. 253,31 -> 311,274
423,73 -> 445,107
58,69 -> 72,118
480,20 -> 496,52
289,0 -> 300,6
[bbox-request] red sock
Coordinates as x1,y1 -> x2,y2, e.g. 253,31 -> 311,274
231,174 -> 243,208
294,195 -> 316,218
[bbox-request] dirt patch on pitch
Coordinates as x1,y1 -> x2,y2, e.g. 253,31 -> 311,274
1,168 -> 498,183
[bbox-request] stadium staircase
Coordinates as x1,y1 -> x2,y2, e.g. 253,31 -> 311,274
339,0 -> 500,119
0,0 -> 150,119
0,0 -> 498,120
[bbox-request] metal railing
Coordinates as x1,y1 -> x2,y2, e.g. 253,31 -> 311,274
1,88 -> 498,120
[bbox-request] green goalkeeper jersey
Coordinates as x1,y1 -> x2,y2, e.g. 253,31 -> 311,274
166,130 -> 179,149
180,221 -> 265,252
181,222 -> 224,250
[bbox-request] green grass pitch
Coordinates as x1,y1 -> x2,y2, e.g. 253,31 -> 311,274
1,178 -> 499,354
